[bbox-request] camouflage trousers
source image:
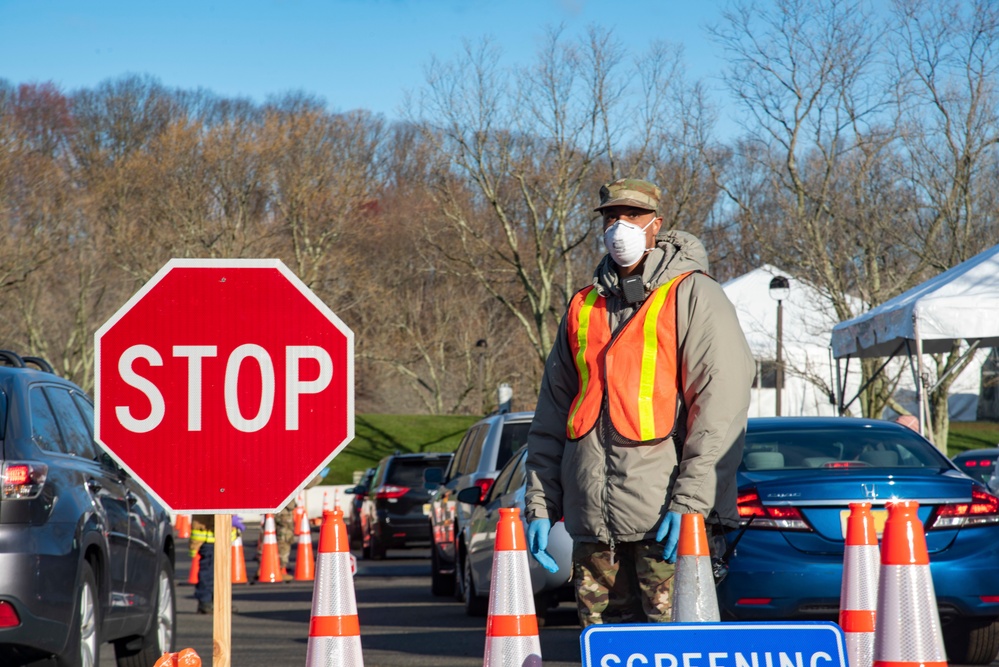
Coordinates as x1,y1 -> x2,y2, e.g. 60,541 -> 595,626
275,506 -> 296,569
572,539 -> 675,627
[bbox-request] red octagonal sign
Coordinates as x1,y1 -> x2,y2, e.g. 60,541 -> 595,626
95,259 -> 353,513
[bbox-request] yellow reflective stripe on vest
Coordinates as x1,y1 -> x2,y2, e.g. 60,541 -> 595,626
637,276 -> 679,441
191,529 -> 215,543
568,288 -> 601,439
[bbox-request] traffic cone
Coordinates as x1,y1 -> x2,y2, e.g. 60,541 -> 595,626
186,551 -> 200,585
231,534 -> 248,585
314,491 -> 331,527
294,498 -> 307,537
483,507 -> 541,667
670,512 -> 720,622
153,648 -> 202,666
840,502 -> 880,667
872,500 -> 947,667
295,511 -> 316,581
257,514 -> 283,584
305,508 -> 363,666
175,514 -> 191,539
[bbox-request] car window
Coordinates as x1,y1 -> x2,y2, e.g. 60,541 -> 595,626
742,427 -> 950,471
29,386 -> 67,454
495,421 -> 530,471
386,458 -> 447,488
954,453 -> 997,484
460,426 -> 488,475
45,387 -> 99,459
486,450 -> 523,503
506,450 -> 528,492
448,425 -> 480,478
71,392 -> 95,436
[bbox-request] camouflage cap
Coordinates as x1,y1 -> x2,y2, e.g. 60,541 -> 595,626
594,178 -> 661,213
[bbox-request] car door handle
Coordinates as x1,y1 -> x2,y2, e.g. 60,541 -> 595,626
86,479 -> 102,494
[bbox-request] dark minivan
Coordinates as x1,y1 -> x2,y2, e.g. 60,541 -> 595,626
359,452 -> 452,559
0,351 -> 176,667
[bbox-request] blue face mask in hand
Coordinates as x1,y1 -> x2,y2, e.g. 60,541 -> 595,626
527,519 -> 559,573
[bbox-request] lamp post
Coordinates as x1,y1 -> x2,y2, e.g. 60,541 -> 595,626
475,338 -> 488,414
769,276 -> 790,417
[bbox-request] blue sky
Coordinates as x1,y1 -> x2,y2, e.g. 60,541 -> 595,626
0,1 -> 728,122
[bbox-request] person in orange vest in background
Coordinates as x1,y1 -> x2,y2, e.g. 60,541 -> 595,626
525,178 -> 755,627
190,514 -> 245,614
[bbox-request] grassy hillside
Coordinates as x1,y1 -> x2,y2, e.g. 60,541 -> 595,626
947,421 -> 999,455
324,414 -> 478,484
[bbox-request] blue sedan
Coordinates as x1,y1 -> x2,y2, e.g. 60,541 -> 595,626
718,417 -> 999,665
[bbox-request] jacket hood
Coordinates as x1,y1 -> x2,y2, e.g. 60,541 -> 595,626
594,229 -> 709,297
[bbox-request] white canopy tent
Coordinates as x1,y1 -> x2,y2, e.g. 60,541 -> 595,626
831,244 -> 999,435
722,265 -> 862,417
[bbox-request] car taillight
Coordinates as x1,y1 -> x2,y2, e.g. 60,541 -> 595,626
928,488 -> 999,529
737,489 -> 810,531
0,601 -> 19,628
375,485 -> 410,500
474,478 -> 494,502
2,462 -> 47,500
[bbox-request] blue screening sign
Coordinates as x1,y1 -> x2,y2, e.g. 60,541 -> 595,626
581,622 -> 847,667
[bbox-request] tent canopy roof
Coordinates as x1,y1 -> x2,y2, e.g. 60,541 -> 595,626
831,244 -> 999,359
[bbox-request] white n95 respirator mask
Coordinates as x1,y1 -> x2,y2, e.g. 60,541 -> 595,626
603,217 -> 656,267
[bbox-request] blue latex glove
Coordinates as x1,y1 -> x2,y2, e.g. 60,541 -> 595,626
231,515 -> 246,533
656,511 -> 683,563
526,519 -> 559,573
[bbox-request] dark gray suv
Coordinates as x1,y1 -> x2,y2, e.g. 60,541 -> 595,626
0,351 -> 176,667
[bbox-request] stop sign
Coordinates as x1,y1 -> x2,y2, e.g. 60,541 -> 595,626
94,259 -> 353,513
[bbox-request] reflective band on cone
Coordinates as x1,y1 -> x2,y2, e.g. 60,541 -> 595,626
873,500 -> 947,667
840,502 -> 880,667
257,514 -> 282,584
671,513 -> 720,622
484,508 -> 541,667
306,509 -> 363,667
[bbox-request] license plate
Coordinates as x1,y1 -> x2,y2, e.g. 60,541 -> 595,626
840,509 -> 888,538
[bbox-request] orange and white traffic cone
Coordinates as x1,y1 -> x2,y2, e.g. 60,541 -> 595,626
314,491 -> 331,527
483,507 -> 541,667
305,508 -> 363,666
840,502 -> 880,667
175,514 -> 191,539
257,514 -> 283,584
231,533 -> 248,585
873,500 -> 947,667
670,512 -> 720,622
187,551 -> 200,585
294,496 -> 307,537
153,648 -> 202,667
295,511 -> 316,581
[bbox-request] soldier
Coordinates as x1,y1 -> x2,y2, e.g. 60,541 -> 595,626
525,178 -> 755,626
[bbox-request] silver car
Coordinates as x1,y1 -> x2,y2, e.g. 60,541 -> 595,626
457,445 -> 575,623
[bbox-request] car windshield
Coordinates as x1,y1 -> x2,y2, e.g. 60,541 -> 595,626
386,458 -> 448,487
741,426 -> 951,471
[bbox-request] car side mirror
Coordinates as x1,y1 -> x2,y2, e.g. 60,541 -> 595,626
343,486 -> 357,495
456,486 -> 484,506
423,467 -> 444,490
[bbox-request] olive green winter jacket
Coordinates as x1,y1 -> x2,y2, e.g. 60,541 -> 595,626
525,230 -> 755,544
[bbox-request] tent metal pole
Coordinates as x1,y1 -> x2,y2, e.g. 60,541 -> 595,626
928,339 -> 982,394
914,318 -> 935,446
835,355 -> 845,415
837,341 -> 906,415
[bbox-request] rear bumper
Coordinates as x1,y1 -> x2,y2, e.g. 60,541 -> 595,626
377,515 -> 431,547
718,527 -> 999,622
0,548 -> 78,657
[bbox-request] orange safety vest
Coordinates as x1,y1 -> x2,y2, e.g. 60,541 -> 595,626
565,272 -> 693,442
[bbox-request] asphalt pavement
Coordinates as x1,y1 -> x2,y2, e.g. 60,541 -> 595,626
99,526 -> 583,666
96,525 -> 999,667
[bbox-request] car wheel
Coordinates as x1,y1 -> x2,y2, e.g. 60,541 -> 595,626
57,560 -> 100,667
430,545 -> 455,597
463,553 -> 488,617
113,555 -> 176,667
944,617 -> 999,665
